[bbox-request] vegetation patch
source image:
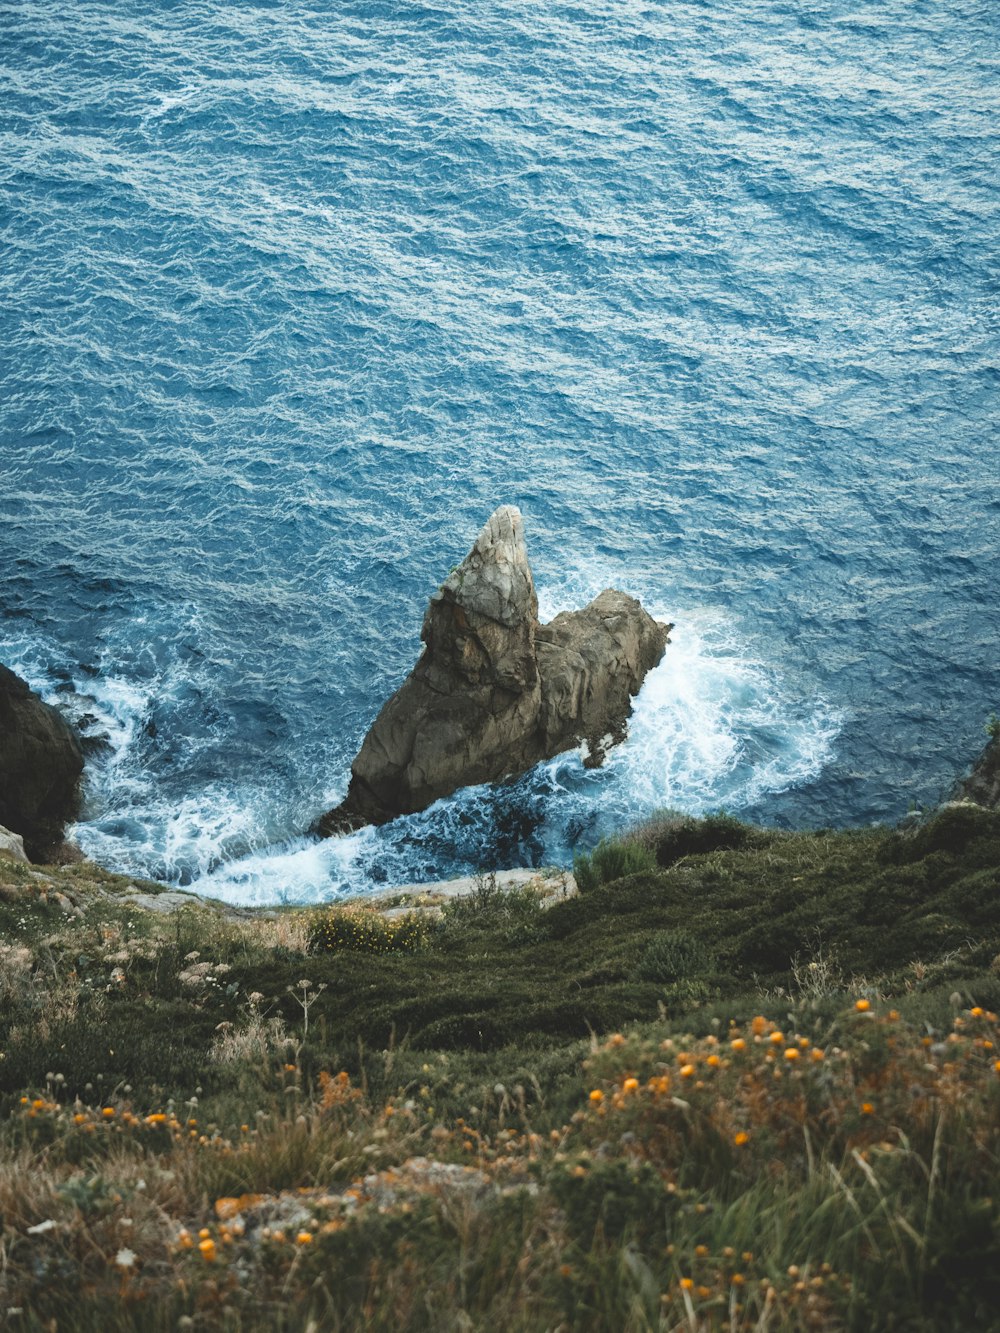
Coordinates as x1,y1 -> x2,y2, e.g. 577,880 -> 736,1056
0,802 -> 999,1327
308,906 -> 430,954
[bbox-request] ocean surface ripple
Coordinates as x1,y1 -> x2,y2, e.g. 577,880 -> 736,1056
1,0 -> 997,904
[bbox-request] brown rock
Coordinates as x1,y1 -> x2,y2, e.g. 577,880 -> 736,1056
0,664 -> 84,861
316,507 -> 670,835
953,730 -> 1000,809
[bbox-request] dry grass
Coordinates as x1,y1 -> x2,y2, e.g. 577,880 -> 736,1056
1,1000 -> 998,1329
1,805 -> 999,1328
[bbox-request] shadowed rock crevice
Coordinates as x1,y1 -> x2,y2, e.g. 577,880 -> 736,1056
316,507 -> 670,835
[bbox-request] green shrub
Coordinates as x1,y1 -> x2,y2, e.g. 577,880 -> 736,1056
308,907 -> 429,955
625,810 -> 768,868
634,929 -> 715,985
439,876 -> 547,946
885,804 -> 1000,866
573,838 -> 657,892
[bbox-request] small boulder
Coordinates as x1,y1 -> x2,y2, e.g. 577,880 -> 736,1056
317,507 -> 670,834
0,824 -> 29,865
0,664 -> 84,861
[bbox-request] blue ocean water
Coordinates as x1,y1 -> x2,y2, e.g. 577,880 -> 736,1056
1,0 -> 997,905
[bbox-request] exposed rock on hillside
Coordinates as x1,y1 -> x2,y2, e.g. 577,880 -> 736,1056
954,730 -> 1000,809
316,507 -> 670,835
0,664 -> 84,861
0,824 -> 29,865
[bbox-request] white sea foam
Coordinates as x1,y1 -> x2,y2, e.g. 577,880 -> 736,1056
610,611 -> 839,812
194,827 -> 380,907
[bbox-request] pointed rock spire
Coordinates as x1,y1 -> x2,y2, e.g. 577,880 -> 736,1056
419,505 -> 538,696
315,507 -> 671,835
434,505 -> 536,628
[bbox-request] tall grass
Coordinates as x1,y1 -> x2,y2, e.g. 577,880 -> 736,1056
1,804 -> 999,1327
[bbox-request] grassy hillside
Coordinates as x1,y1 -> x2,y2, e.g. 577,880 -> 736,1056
1,804 -> 999,1329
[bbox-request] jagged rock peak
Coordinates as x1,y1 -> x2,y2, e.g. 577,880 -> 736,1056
433,504 -> 537,628
314,507 -> 672,836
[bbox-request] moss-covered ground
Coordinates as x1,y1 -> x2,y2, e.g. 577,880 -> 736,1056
1,803 -> 999,1329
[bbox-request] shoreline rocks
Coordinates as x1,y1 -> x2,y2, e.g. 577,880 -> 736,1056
953,729 -> 1000,810
316,506 -> 671,835
0,663 -> 84,862
0,824 -> 30,865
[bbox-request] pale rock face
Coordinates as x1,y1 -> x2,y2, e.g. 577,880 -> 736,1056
0,825 -> 29,864
419,505 -> 539,697
316,506 -> 671,835
435,505 -> 537,629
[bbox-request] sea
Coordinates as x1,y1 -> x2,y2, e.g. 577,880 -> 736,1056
1,0 -> 997,905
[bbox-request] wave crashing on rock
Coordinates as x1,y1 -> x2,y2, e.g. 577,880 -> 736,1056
316,507 -> 671,835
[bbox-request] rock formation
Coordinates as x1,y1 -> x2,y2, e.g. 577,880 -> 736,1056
0,824 -> 29,865
316,506 -> 670,835
953,729 -> 1000,810
0,663 -> 84,861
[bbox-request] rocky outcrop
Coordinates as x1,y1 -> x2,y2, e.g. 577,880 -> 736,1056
316,507 -> 670,835
0,824 -> 29,865
0,664 -> 84,861
953,730 -> 1000,809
